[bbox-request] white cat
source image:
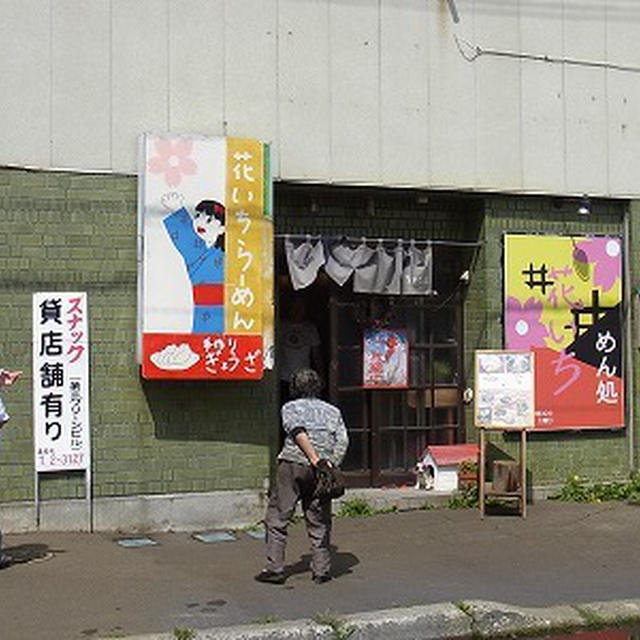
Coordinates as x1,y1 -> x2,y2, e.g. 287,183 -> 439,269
414,460 -> 434,490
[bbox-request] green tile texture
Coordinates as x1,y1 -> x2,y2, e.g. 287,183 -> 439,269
0,169 -> 635,502
0,168 -> 277,503
464,195 -> 632,490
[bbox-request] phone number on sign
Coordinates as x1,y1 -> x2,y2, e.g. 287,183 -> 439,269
37,452 -> 85,469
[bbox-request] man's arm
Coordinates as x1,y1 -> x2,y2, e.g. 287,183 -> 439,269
291,428 -> 320,467
330,412 -> 349,467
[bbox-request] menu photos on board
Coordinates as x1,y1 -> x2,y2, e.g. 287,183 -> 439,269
474,350 -> 535,429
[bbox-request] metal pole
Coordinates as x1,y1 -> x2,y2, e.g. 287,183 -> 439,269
34,471 -> 40,529
446,0 -> 460,23
86,467 -> 93,533
624,207 -> 634,473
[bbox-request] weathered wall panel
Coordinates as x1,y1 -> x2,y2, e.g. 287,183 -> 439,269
112,0 -> 169,173
1,0 -> 640,196
520,6 -> 565,193
329,0 -> 380,183
168,0 -> 225,138
428,0 -> 477,189
380,0 -> 430,186
278,0 -> 332,180
52,0 -> 111,170
474,0 -> 522,190
224,0 -> 278,169
607,7 -> 640,197
564,2 -> 608,195
0,0 -> 51,167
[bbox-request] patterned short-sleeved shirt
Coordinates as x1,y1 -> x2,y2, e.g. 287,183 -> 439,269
278,397 -> 349,467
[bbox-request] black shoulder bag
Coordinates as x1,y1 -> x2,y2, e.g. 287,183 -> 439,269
313,459 -> 345,501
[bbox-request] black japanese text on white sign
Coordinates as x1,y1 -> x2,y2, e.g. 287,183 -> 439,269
33,292 -> 90,472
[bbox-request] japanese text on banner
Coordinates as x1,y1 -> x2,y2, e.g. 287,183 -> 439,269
225,138 -> 263,335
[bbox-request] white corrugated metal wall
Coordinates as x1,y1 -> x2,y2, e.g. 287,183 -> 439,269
1,0 -> 639,196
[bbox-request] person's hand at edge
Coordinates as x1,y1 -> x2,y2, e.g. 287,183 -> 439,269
1,370 -> 22,386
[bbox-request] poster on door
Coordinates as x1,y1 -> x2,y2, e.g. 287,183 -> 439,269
503,234 -> 623,430
363,328 -> 409,388
33,292 -> 91,472
138,134 -> 273,380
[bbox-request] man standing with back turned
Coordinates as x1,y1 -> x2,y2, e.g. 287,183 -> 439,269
255,368 -> 348,585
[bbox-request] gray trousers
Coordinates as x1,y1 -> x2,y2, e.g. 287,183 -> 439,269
264,460 -> 332,577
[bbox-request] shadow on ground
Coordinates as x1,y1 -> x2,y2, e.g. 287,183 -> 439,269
284,545 -> 359,579
4,543 -> 59,564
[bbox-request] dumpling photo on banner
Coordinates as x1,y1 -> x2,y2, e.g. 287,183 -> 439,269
138,133 -> 273,380
503,234 -> 623,430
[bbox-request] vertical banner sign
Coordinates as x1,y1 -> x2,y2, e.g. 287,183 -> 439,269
138,134 -> 273,379
504,234 -> 624,429
33,293 -> 91,472
225,138 -> 263,337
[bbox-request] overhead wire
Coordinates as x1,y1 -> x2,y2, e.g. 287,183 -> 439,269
454,34 -> 640,74
274,233 -> 483,248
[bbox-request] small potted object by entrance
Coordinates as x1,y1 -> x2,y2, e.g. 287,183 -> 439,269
458,459 -> 479,489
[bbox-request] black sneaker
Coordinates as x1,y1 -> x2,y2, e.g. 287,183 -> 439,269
312,573 -> 331,584
0,555 -> 12,570
254,569 -> 286,585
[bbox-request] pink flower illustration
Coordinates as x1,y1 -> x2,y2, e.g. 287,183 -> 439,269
505,296 -> 548,350
147,138 -> 197,187
575,236 -> 621,292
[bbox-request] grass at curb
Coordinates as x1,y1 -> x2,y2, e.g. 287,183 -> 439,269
573,605 -> 640,632
451,601 -> 640,639
312,612 -> 356,639
454,600 -> 481,639
146,600 -> 640,640
336,498 -> 402,518
574,605 -> 607,629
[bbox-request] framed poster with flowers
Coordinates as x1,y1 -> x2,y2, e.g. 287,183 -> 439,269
363,328 -> 409,388
503,234 -> 623,430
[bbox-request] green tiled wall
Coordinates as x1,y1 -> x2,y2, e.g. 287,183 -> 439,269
0,168 -> 276,502
0,168 -> 634,503
464,195 -> 631,489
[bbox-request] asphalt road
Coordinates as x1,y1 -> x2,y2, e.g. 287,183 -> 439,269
1,501 -> 639,639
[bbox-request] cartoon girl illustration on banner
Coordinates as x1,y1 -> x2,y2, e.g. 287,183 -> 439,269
163,199 -> 226,334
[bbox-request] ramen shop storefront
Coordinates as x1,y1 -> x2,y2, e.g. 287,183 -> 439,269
275,185 -> 483,487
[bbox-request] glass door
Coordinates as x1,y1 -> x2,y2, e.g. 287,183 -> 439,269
330,294 -> 463,487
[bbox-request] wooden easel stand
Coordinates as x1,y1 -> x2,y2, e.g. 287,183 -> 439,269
479,426 -> 527,518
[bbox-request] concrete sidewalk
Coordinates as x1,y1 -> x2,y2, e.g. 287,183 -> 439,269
2,500 -> 640,639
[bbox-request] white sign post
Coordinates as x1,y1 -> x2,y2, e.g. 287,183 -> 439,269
32,292 -> 91,529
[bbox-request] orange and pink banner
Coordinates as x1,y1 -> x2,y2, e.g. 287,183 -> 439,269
138,134 -> 273,380
503,234 -> 623,430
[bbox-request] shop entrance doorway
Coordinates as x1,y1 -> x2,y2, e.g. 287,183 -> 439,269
276,264 -> 468,488
274,185 -> 480,488
329,293 -> 464,487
